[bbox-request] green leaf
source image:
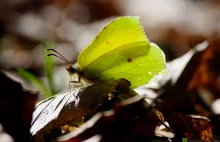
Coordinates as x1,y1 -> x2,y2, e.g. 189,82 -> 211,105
42,40 -> 56,93
17,68 -> 52,98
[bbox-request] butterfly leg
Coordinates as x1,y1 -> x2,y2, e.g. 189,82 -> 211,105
69,75 -> 83,88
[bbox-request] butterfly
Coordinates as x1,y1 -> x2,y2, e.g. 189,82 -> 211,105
48,16 -> 166,88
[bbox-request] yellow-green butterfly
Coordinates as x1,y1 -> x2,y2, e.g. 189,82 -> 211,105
48,16 -> 166,88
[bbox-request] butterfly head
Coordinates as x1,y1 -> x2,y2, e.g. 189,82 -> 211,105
66,63 -> 77,76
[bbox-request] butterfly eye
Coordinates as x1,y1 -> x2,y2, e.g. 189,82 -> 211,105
66,64 -> 76,74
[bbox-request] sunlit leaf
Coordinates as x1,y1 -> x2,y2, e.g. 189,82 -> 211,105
31,79 -> 136,141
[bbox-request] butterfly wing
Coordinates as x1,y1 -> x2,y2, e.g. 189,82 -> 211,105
83,42 -> 166,88
78,16 -> 166,88
78,16 -> 148,71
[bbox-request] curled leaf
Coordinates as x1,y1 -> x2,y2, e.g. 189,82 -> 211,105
31,78 -> 136,141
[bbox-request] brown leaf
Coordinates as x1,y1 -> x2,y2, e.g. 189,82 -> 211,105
188,41 -> 220,93
153,41 -> 209,117
31,78 -> 136,142
0,71 -> 38,142
168,112 -> 212,140
57,96 -> 163,142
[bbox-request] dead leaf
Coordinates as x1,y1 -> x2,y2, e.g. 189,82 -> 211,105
139,41 -> 209,118
31,78 -> 136,141
0,71 -> 38,141
168,112 -> 212,141
57,95 -> 164,142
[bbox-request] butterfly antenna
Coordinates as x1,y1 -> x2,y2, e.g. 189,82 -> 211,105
48,49 -> 76,75
47,49 -> 70,64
